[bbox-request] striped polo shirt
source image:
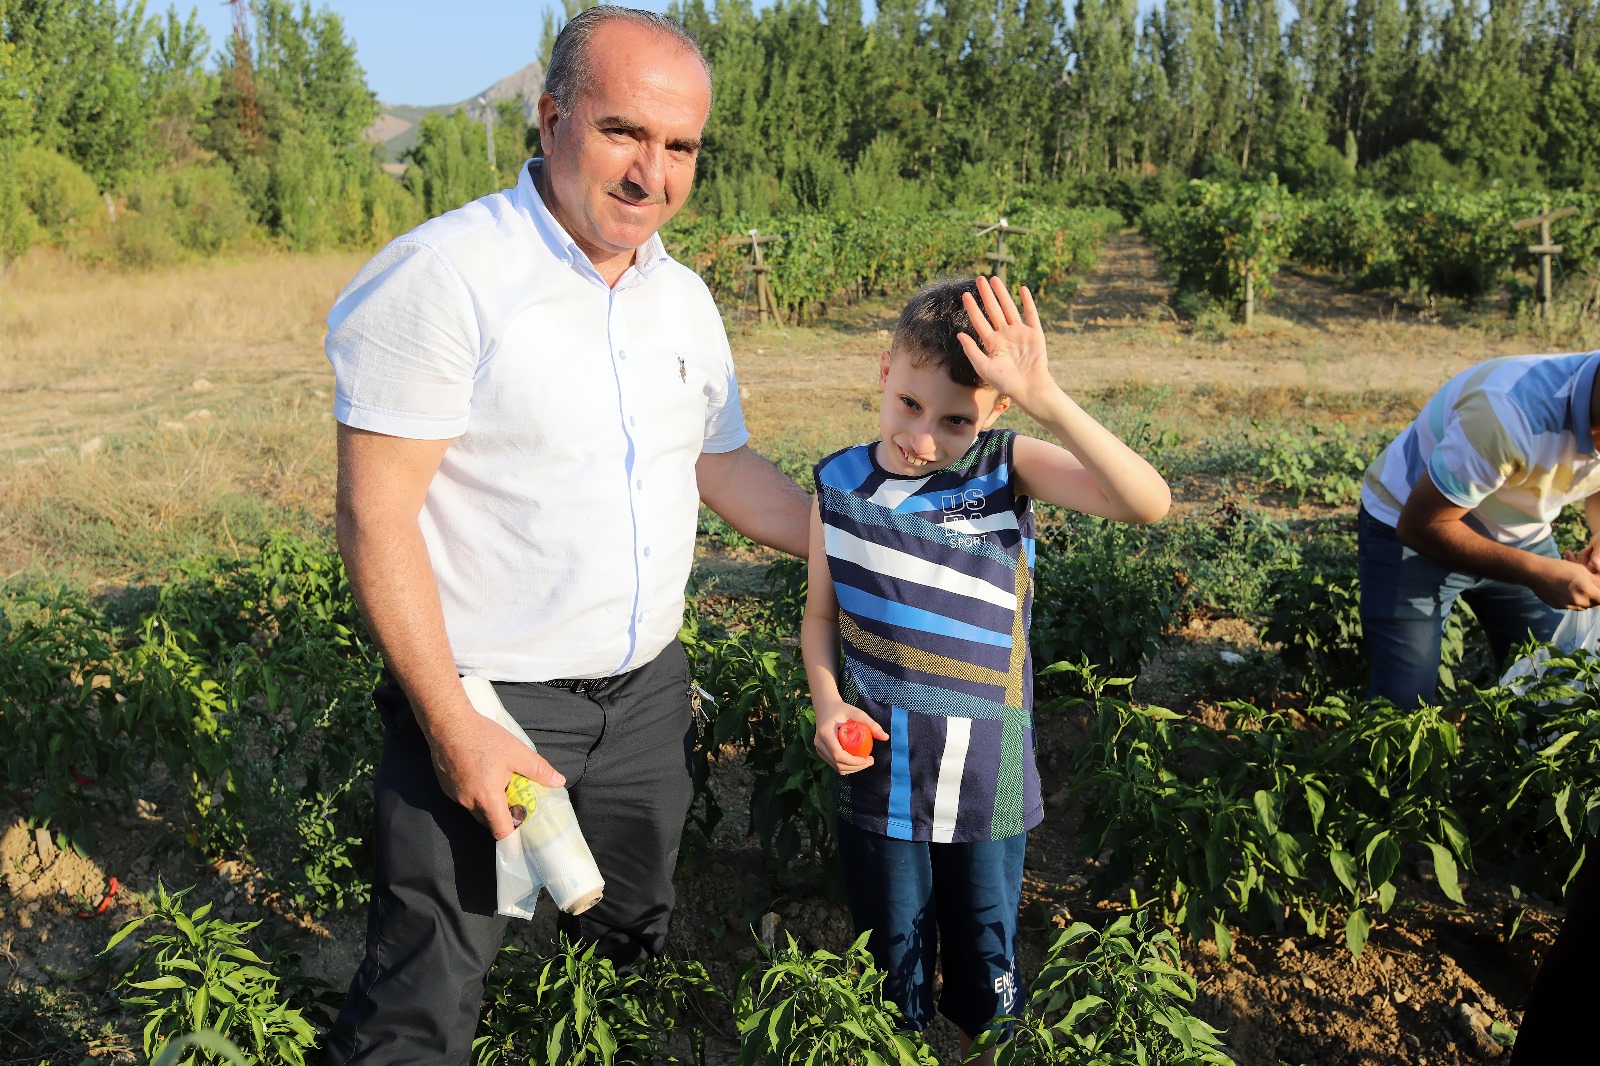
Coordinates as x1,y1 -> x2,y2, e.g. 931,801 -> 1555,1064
816,429 -> 1042,843
1363,351 -> 1600,547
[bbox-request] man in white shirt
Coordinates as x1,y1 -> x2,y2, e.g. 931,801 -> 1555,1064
322,9 -> 810,1061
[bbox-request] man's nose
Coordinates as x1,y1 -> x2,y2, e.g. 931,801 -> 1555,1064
629,141 -> 665,195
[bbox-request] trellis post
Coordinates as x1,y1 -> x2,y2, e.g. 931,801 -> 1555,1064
1234,212 -> 1281,327
1511,207 -> 1579,319
973,217 -> 1032,286
724,228 -> 783,324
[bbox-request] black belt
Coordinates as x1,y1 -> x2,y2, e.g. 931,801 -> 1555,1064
541,675 -> 622,696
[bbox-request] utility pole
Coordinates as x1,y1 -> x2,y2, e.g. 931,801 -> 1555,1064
478,96 -> 497,172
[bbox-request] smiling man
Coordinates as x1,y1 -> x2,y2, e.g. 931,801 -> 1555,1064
322,9 -> 810,1062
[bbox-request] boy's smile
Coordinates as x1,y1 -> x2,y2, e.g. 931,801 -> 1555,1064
875,350 -> 1009,477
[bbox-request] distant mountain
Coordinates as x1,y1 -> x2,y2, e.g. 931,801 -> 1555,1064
363,61 -> 544,164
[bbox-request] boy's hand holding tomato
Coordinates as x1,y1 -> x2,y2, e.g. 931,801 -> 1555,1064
836,720 -> 873,758
813,700 -> 890,775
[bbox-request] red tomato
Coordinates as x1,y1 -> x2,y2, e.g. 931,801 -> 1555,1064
836,720 -> 874,758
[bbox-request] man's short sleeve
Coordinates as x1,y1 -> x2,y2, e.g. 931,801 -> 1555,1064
325,240 -> 482,440
1427,389 -> 1523,509
701,326 -> 750,455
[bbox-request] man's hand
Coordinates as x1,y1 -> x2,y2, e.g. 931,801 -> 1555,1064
812,699 -> 888,776
956,276 -> 1060,413
425,710 -> 567,840
1564,534 -> 1600,574
1529,555 -> 1600,611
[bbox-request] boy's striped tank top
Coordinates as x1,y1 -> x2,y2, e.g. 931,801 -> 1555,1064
815,428 -> 1042,843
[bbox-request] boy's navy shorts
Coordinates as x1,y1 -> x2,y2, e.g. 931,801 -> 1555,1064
836,817 -> 1027,1038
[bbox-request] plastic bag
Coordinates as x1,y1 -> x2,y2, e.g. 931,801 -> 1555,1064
1498,606 -> 1600,693
459,677 -> 605,920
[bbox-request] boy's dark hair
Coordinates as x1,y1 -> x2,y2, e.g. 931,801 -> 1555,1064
891,278 -> 990,390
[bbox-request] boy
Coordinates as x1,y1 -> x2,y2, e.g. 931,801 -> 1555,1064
801,276 -> 1170,1060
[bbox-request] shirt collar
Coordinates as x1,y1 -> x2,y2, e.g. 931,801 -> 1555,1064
513,159 -> 670,283
1570,351 -> 1600,455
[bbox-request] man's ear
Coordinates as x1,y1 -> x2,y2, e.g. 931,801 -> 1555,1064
878,350 -> 892,387
536,92 -> 561,153
981,394 -> 1011,428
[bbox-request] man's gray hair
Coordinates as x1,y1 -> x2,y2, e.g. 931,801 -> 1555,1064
544,6 -> 711,116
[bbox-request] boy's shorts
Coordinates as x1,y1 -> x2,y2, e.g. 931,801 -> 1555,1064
836,817 -> 1027,1038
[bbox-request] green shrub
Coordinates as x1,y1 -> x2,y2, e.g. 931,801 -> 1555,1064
1032,513 -> 1184,692
475,940 -> 717,1065
0,589 -> 127,837
112,165 -> 256,265
1364,141 -> 1464,198
107,882 -> 317,1065
15,144 -> 103,247
1292,190 -> 1396,283
1249,423 -> 1375,506
1258,524 -> 1366,697
971,909 -> 1234,1065
666,207 -> 1118,324
733,932 -> 937,1065
1385,185 -> 1524,303
1069,683 -> 1470,958
1141,179 -> 1299,314
1158,504 -> 1295,619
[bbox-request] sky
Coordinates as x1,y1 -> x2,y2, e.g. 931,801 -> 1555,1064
174,1 -> 671,107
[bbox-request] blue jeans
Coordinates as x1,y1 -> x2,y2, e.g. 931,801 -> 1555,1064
1357,506 -> 1562,706
835,818 -> 1026,1039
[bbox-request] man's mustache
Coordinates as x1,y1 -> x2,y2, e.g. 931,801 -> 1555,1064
608,180 -> 663,205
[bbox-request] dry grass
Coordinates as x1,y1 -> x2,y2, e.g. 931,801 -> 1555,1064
1,249 -> 364,586
0,242 -> 1578,590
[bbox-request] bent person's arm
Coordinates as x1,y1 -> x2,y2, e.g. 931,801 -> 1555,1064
1396,473 -> 1600,610
696,444 -> 812,558
337,424 -> 564,839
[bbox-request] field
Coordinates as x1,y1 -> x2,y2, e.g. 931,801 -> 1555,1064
1,235 -> 1593,1064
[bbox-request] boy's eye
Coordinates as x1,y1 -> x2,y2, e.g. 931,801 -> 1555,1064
900,396 -> 918,410
947,416 -> 971,427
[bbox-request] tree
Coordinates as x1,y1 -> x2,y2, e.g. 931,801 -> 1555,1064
4,0 -> 156,188
404,110 -> 501,218
144,7 -> 215,167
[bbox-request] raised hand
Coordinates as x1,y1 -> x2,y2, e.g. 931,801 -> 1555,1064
956,276 -> 1060,410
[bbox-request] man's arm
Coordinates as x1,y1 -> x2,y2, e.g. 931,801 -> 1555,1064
1396,472 -> 1600,609
337,424 -> 564,840
695,444 -> 812,557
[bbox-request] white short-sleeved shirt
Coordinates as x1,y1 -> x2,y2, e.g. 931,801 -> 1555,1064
326,159 -> 749,680
1362,351 -> 1600,547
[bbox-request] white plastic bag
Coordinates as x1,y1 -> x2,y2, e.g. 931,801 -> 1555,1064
1498,606 -> 1600,693
459,677 -> 605,920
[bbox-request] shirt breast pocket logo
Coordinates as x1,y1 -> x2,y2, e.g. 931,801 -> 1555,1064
636,349 -> 714,449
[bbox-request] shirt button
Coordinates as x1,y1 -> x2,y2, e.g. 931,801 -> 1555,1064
629,416 -> 636,427
643,547 -> 651,557
636,479 -> 643,490
619,349 -> 627,360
